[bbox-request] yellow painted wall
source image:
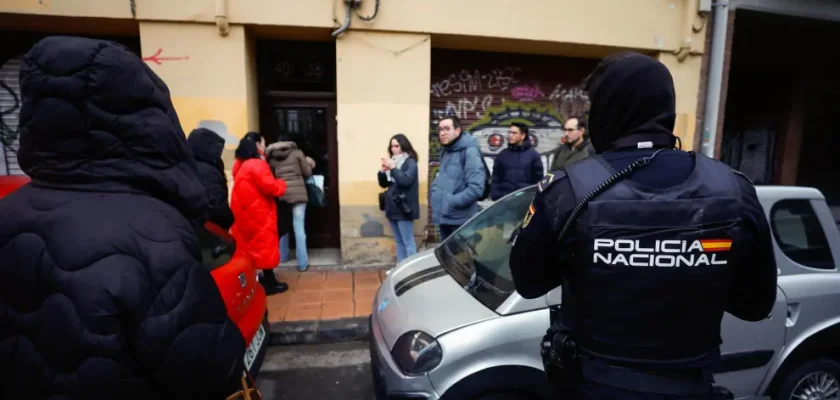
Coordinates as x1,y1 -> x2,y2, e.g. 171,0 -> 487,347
140,21 -> 255,186
2,0 -> 706,55
658,52 -> 704,147
336,31 -> 431,264
139,21 -> 253,140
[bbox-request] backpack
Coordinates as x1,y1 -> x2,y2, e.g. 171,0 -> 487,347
460,146 -> 491,201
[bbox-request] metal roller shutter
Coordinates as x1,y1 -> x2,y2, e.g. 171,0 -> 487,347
427,49 -> 597,241
0,55 -> 23,176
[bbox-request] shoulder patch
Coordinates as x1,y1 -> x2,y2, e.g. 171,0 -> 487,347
537,170 -> 566,193
521,202 -> 536,229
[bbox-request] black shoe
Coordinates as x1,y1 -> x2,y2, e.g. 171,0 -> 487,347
262,281 -> 288,295
260,270 -> 289,295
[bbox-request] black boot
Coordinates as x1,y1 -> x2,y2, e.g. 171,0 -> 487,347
259,270 -> 288,295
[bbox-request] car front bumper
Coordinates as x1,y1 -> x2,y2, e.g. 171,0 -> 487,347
369,316 -> 440,400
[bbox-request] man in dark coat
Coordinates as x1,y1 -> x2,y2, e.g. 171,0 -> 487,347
0,36 -> 247,399
188,127 -> 235,230
490,122 -> 544,200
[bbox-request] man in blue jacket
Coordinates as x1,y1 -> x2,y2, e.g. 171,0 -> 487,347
490,122 -> 544,200
430,115 -> 486,241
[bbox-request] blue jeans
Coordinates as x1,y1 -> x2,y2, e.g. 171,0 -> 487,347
280,202 -> 308,270
389,219 -> 417,262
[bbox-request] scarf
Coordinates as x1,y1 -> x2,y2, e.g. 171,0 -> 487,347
386,153 -> 409,182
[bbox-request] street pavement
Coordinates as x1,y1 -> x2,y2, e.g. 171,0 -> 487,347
256,341 -> 375,399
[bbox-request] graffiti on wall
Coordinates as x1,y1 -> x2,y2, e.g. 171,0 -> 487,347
428,65 -> 591,180
0,56 -> 23,176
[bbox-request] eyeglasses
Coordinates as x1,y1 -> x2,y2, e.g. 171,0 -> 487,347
564,128 -> 578,132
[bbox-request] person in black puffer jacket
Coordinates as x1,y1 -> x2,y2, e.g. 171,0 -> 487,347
489,122 -> 545,200
188,127 -> 235,230
0,36 -> 246,399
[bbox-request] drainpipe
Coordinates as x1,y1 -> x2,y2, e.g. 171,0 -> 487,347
700,0 -> 729,158
331,0 -> 355,38
215,0 -> 230,37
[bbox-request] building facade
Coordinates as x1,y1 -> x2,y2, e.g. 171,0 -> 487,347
0,0 -> 711,266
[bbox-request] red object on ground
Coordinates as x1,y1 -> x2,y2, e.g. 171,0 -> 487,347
0,175 -> 30,198
205,221 -> 267,346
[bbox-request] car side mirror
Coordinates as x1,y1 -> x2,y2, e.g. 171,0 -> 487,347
212,245 -> 229,258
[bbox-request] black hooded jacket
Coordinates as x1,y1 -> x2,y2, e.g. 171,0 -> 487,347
188,128 -> 235,230
509,53 -> 777,367
0,37 -> 246,399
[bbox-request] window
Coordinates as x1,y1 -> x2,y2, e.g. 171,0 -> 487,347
771,200 -> 835,270
435,187 -> 537,311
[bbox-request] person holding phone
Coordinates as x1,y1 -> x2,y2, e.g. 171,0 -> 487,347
377,134 -> 420,262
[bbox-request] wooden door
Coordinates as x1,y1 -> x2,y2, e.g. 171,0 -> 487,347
262,99 -> 340,248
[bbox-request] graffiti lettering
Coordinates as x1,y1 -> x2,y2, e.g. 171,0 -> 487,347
142,48 -> 190,65
434,95 -> 495,121
430,67 -> 521,98
549,84 -> 590,119
510,85 -> 545,102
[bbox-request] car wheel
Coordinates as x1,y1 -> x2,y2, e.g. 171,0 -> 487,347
477,392 -> 539,400
773,358 -> 840,400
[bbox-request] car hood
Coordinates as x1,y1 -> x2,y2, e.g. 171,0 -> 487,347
374,249 -> 499,350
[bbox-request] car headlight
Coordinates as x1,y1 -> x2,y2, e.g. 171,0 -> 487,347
391,331 -> 442,375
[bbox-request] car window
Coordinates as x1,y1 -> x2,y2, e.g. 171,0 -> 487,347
435,187 -> 537,311
771,199 -> 835,270
196,222 -> 236,270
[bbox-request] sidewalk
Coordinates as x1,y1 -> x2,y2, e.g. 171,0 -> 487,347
266,268 -> 388,346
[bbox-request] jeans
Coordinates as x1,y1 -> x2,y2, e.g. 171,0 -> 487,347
279,202 -> 308,270
389,219 -> 417,262
438,224 -> 460,241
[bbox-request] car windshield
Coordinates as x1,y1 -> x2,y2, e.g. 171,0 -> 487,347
434,186 -> 538,311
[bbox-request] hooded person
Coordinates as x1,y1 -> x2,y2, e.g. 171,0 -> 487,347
0,36 -> 249,399
509,52 -> 777,398
188,127 -> 235,230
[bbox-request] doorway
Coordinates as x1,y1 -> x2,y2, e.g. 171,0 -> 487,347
261,98 -> 340,249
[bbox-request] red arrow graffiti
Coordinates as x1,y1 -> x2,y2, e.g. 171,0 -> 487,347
142,48 -> 189,65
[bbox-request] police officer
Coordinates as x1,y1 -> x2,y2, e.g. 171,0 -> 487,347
509,52 -> 778,399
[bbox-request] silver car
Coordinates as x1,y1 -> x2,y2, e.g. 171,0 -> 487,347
369,185 -> 840,400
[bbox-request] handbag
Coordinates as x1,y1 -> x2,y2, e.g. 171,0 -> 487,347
306,176 -> 326,208
225,372 -> 262,400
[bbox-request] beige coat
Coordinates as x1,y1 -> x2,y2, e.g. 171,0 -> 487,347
266,141 -> 315,204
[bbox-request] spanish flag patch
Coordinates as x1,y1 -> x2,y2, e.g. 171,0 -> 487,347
522,203 -> 536,228
699,239 -> 733,252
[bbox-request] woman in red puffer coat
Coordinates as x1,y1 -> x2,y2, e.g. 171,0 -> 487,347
230,131 -> 289,294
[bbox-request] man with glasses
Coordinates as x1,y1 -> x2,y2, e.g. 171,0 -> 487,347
430,115 -> 486,241
549,116 -> 595,171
